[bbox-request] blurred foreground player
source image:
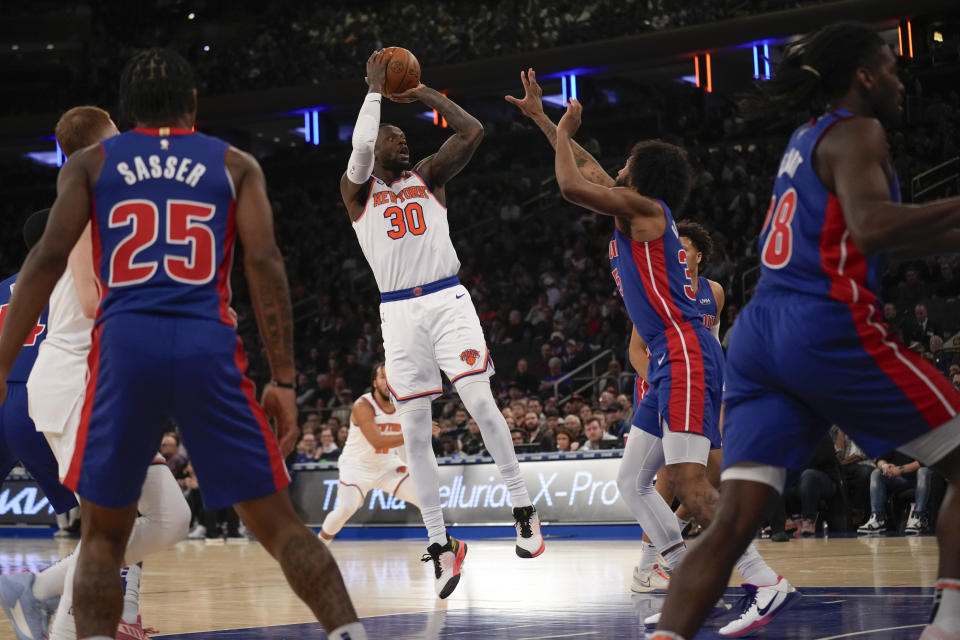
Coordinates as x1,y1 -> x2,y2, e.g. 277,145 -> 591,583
652,23 -> 960,640
341,50 -> 543,599
0,214 -> 80,640
0,48 -> 364,640
319,364 -> 418,542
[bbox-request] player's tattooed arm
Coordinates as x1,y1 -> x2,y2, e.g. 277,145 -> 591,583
397,86 -> 484,189
505,68 -> 614,187
229,149 -> 295,382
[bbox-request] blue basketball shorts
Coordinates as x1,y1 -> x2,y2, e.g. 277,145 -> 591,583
63,312 -> 290,509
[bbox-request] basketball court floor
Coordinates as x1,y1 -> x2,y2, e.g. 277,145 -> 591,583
0,533 -> 938,639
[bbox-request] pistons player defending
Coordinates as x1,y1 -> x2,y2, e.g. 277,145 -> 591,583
653,23 -> 960,640
628,220 -> 725,594
0,48 -> 364,640
551,99 -> 794,637
319,363 -> 419,542
341,50 -> 544,600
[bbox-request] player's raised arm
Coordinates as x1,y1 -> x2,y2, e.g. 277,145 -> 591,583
391,84 -> 483,191
352,400 -> 404,450
825,117 -> 960,256
0,147 -> 95,390
506,68 -> 614,187
555,100 -> 661,220
340,50 -> 390,218
228,147 -> 298,455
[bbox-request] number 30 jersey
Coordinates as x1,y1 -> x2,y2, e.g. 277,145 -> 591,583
92,128 -> 236,326
608,199 -> 703,347
351,170 -> 460,292
755,109 -> 899,305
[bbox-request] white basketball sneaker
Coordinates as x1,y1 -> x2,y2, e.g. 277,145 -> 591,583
631,563 -> 671,593
421,535 -> 468,599
513,506 -> 545,558
719,576 -> 800,637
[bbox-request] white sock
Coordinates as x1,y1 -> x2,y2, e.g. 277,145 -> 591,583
456,379 -> 532,507
396,397 -> 447,545
933,578 -> 960,632
32,550 -> 76,601
639,542 -> 659,570
735,543 -> 779,586
328,621 -> 367,640
120,564 -> 141,624
51,554 -> 77,640
662,544 -> 686,568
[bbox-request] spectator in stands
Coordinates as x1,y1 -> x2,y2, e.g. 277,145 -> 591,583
792,434 -> 838,537
554,427 -> 577,452
902,303 -> 943,347
317,427 -> 340,461
295,432 -> 319,464
301,413 -> 321,434
858,452 -> 934,535
563,414 -> 585,446
539,357 -> 569,397
512,358 -> 540,396
561,339 -> 586,370
530,343 -> 555,380
160,433 -> 188,481
924,335 -> 957,374
897,267 -> 928,308
604,404 -> 629,441
598,360 -> 625,394
617,393 -> 634,427
503,309 -> 531,343
353,336 -> 375,366
460,418 -> 486,456
834,429 -> 875,522
336,425 -> 350,450
510,429 -> 526,446
342,351 -> 370,396
521,410 -> 554,451
440,436 -> 460,457
597,389 -> 617,411
580,417 -> 618,450
937,262 -> 960,298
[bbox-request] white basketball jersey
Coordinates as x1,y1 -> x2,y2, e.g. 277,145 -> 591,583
339,392 -> 404,468
351,171 -> 460,292
27,269 -> 94,433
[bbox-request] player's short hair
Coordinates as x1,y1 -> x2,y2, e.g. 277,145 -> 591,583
628,140 -> 692,216
119,48 -> 196,125
743,22 -> 886,120
55,106 -> 113,157
370,362 -> 384,383
677,221 -> 714,264
22,209 -> 50,250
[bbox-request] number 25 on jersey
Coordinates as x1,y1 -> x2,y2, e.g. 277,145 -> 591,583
760,188 -> 797,269
109,199 -> 217,287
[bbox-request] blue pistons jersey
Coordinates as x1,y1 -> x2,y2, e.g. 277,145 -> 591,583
92,128 -> 236,326
694,276 -> 717,331
0,273 -> 48,383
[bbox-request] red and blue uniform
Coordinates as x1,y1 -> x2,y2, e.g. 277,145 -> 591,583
64,128 -> 289,509
0,274 -> 78,513
723,110 -> 960,472
612,201 -> 723,448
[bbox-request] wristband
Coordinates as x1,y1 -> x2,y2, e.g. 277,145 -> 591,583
270,379 -> 295,389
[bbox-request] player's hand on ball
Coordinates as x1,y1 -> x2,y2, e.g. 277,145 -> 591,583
504,68 -> 545,118
261,384 -> 299,456
365,49 -> 391,92
558,99 -> 583,136
388,83 -> 427,103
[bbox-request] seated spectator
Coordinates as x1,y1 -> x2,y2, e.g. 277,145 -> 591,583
896,267 -> 929,309
160,433 -> 188,481
580,417 -> 619,451
503,309 -> 531,343
431,421 -> 445,456
563,414 -> 585,446
539,357 -> 570,397
597,389 -> 617,411
834,428 -> 875,521
336,425 -> 350,450
604,403 -> 629,440
443,406 -> 470,438
459,418 -> 486,456
858,452 -> 934,535
544,409 -> 560,437
924,335 -> 956,374
301,413 -> 321,434
792,434 -> 838,537
554,427 -> 578,452
440,436 -> 460,458
902,303 -> 942,347
882,303 -> 903,341
512,358 -> 540,396
317,427 -> 341,461
937,262 -> 960,298
521,410 -> 554,451
295,432 -> 320,464
617,393 -> 634,427
510,429 -> 526,447
597,360 -> 625,394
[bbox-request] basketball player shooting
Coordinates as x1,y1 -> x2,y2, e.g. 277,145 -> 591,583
340,49 -> 544,600
0,48 -> 364,640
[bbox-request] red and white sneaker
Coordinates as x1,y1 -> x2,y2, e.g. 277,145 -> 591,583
116,615 -> 156,640
719,576 -> 800,637
421,535 -> 467,599
631,563 -> 671,593
513,506 -> 545,558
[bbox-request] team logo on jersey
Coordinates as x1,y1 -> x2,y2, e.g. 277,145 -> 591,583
160,139 -> 169,150
460,349 -> 481,366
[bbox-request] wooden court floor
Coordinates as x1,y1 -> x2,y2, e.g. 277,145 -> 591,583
0,534 -> 941,639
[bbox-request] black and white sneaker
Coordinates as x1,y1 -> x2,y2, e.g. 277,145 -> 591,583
421,535 -> 468,599
513,505 -> 545,558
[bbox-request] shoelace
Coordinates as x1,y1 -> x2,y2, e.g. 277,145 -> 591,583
515,510 -> 533,538
730,586 -> 759,619
421,551 -> 442,579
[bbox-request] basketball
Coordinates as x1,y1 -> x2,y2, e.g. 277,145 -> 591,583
382,47 -> 421,97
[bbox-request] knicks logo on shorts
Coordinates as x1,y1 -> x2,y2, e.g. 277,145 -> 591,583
460,349 -> 481,366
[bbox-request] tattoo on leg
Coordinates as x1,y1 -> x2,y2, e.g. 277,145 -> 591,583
278,528 -> 358,630
74,553 -> 122,637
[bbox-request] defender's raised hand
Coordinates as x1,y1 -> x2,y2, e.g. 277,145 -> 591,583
365,49 -> 391,92
557,99 -> 583,137
504,68 -> 545,119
